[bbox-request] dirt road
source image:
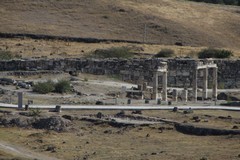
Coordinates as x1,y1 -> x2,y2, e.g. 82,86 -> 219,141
0,141 -> 59,160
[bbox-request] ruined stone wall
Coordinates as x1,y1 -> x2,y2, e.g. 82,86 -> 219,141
0,58 -> 239,89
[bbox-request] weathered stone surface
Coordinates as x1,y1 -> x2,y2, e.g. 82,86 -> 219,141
175,123 -> 240,135
0,58 -> 240,88
0,114 -> 71,132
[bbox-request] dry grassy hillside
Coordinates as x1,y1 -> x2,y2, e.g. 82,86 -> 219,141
0,0 -> 240,49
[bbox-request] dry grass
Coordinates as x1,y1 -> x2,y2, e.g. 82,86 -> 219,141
1,38 -> 240,58
0,109 -> 240,160
0,0 -> 240,51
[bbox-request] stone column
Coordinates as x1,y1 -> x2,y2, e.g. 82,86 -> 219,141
172,89 -> 178,102
182,89 -> 188,102
143,82 -> 147,91
192,68 -> 198,102
162,72 -> 168,101
203,67 -> 208,100
212,67 -> 218,101
18,92 -> 23,109
152,72 -> 158,100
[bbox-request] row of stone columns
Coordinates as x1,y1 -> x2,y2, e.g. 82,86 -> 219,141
193,61 -> 218,102
152,60 -> 218,102
152,62 -> 168,101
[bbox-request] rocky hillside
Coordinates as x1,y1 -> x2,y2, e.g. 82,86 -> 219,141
0,0 -> 240,49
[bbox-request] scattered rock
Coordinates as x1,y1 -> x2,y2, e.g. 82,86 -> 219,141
200,157 -> 208,160
218,116 -> 232,120
232,125 -> 239,129
104,130 -> 112,134
131,110 -> 142,114
96,101 -> 104,105
183,108 -> 193,114
96,112 -> 103,119
115,110 -> 125,117
203,119 -> 209,123
175,123 -> 240,136
44,144 -> 56,152
172,107 -> 178,112
35,139 -> 43,143
217,92 -> 228,100
32,116 -> 71,132
62,115 -> 74,121
217,92 -> 240,101
192,116 -> 201,122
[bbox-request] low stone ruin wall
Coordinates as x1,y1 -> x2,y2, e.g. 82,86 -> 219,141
0,58 -> 239,89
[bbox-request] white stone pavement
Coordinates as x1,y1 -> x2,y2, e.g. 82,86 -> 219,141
0,103 -> 240,111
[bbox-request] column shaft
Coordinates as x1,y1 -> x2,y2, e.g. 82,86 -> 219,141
153,72 -> 158,100
183,89 -> 188,102
162,72 -> 167,101
18,92 -> 23,109
212,67 -> 218,101
192,69 -> 198,102
203,68 -> 208,99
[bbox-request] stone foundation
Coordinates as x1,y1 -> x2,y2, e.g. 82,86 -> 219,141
0,58 -> 239,89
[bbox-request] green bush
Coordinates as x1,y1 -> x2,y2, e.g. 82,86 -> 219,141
89,47 -> 134,59
198,48 -> 233,59
154,49 -> 175,58
33,80 -> 71,94
29,108 -> 41,117
0,50 -> 13,60
54,80 -> 71,93
33,81 -> 55,94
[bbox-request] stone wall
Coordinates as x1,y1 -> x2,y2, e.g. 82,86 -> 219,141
0,58 -> 239,89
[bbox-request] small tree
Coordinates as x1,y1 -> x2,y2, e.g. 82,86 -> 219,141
154,49 -> 175,58
54,80 -> 71,93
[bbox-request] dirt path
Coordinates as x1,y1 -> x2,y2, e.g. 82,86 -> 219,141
0,141 -> 59,160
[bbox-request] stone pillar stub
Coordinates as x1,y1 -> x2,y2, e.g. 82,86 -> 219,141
18,92 -> 23,109
143,82 -> 147,91
173,89 -> 178,102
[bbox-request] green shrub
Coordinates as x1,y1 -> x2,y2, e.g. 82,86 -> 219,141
33,81 -> 55,94
54,80 -> 71,93
154,49 -> 175,58
29,108 -> 41,117
33,80 -> 71,94
89,47 -> 134,59
0,50 -> 13,60
0,50 -> 22,60
198,48 -> 233,59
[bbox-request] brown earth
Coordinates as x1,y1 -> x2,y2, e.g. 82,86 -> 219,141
0,0 -> 240,49
0,109 -> 240,160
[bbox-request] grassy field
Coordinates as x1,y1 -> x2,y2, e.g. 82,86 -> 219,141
1,38 -> 240,59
